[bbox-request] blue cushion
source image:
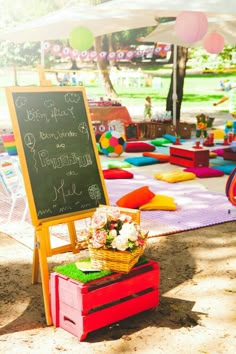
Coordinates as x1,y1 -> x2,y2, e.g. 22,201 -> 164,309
163,134 -> 185,143
212,165 -> 236,175
124,156 -> 160,166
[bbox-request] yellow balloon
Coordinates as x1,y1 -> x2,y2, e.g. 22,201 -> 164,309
69,26 -> 94,51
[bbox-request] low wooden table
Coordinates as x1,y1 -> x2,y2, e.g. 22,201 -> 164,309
170,145 -> 209,167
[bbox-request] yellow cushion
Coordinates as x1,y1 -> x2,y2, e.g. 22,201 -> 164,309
154,170 -> 196,183
139,194 -> 177,211
209,129 -> 225,139
209,151 -> 217,158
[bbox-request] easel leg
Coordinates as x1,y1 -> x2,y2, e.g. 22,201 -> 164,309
32,230 -> 39,284
35,227 -> 52,325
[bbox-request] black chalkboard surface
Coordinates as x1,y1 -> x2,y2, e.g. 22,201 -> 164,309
6,86 -> 109,225
125,123 -> 139,141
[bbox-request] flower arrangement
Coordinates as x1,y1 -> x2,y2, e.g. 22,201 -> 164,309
85,206 -> 148,252
196,113 -> 209,138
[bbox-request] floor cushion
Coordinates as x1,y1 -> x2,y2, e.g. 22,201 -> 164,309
124,156 -> 160,166
212,165 -> 236,175
103,168 -> 134,179
154,170 -> 196,183
139,194 -> 177,211
151,138 -> 171,146
209,129 -> 225,140
116,186 -> 155,209
101,160 -> 132,169
125,141 -> 155,153
163,134 -> 185,144
209,151 -> 217,158
212,148 -> 225,157
184,167 -> 225,178
142,152 -> 170,162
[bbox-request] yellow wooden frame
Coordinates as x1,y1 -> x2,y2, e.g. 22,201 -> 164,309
5,86 -> 110,325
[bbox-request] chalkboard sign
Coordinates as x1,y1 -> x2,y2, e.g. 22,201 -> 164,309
125,123 -> 139,141
6,86 -> 109,226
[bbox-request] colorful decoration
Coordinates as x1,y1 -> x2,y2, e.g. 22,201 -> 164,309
85,206 -> 147,252
1,133 -> 17,155
43,42 -> 171,61
196,114 -> 208,138
69,26 -> 94,51
99,130 -> 126,157
203,31 -> 225,54
175,11 -> 208,43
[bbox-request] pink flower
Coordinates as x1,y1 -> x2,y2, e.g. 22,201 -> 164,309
91,230 -> 107,248
91,211 -> 107,229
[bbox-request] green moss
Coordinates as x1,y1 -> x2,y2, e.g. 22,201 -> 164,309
54,255 -> 148,283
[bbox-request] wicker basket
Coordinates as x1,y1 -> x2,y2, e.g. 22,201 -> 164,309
89,245 -> 145,273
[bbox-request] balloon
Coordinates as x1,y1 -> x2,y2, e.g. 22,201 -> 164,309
203,32 -> 225,54
175,11 -> 208,43
69,26 -> 94,51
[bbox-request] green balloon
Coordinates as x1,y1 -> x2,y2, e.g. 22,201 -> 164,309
69,26 -> 94,51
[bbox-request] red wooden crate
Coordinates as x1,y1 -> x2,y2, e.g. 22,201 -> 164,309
50,260 -> 160,341
170,146 -> 209,167
224,148 -> 236,161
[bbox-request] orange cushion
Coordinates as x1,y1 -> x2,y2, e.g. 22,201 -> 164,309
142,152 -> 170,162
116,186 -> 155,209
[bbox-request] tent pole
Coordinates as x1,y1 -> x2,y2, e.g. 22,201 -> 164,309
40,41 -> 45,67
172,44 -> 178,126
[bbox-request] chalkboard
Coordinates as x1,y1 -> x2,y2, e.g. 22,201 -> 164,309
6,86 -> 109,226
125,123 -> 139,141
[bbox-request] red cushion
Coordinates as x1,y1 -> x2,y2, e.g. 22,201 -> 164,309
125,141 -> 155,153
103,168 -> 133,179
116,186 -> 155,208
184,167 -> 224,178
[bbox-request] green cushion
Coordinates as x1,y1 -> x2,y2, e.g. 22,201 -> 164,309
151,138 -> 171,146
101,160 -> 132,169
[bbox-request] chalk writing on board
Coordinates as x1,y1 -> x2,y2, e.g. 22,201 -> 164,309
52,179 -> 82,203
10,89 -> 108,222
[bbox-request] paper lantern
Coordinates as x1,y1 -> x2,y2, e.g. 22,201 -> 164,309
175,11 -> 208,43
69,26 -> 94,51
203,32 -> 225,54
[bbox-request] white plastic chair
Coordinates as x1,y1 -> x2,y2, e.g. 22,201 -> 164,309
0,158 -> 28,223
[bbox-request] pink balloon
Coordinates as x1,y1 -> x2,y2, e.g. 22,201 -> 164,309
203,32 -> 225,54
175,11 -> 208,43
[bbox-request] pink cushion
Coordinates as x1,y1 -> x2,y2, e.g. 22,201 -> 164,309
103,168 -> 133,179
125,141 -> 155,153
212,149 -> 224,157
184,167 -> 224,178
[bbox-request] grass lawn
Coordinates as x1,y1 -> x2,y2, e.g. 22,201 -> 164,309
0,67 -> 236,113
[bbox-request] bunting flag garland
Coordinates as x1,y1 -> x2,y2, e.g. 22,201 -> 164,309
44,42 -> 171,61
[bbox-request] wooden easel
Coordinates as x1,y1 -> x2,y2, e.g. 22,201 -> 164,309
5,86 -> 110,326
32,213 -> 93,325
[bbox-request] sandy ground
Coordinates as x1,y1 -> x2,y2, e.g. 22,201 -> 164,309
0,103 -> 236,353
0,221 -> 235,354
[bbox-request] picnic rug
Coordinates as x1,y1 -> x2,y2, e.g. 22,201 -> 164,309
0,174 -> 235,250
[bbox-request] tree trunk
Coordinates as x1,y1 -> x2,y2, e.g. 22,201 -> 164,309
94,36 -> 118,98
166,46 -> 188,123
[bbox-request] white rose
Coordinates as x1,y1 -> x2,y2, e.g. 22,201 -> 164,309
111,235 -> 129,251
120,223 -> 138,241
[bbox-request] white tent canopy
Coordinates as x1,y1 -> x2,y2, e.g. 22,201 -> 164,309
1,1 -> 236,43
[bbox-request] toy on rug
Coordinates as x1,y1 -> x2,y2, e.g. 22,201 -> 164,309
144,96 -> 152,120
99,130 -> 126,157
